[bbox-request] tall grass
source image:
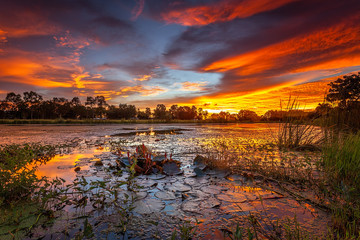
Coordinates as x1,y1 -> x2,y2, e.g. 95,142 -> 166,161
322,132 -> 360,193
320,132 -> 360,238
276,98 -> 320,149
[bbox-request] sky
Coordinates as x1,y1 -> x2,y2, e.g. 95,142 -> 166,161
0,0 -> 359,114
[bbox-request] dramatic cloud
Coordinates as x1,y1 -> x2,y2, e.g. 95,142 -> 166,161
161,0 -> 297,26
0,0 -> 359,111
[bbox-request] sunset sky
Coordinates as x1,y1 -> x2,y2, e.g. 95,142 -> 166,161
0,0 -> 359,114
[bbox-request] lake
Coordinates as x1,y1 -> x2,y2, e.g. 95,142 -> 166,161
0,123 -> 329,239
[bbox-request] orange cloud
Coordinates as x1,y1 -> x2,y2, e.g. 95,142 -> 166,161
162,0 -> 297,26
193,78 -> 333,115
118,85 -> 166,97
133,74 -> 152,82
180,81 -> 208,91
204,16 -> 360,76
0,57 -> 73,88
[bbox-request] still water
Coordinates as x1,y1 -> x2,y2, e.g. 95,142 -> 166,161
0,123 -> 328,239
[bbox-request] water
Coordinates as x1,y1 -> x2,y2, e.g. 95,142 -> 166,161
0,123 -> 329,239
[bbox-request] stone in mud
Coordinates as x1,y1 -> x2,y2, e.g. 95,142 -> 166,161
154,191 -> 176,200
162,161 -> 182,176
134,198 -> 165,214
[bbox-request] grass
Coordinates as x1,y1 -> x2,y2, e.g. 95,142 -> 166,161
275,98 -> 320,149
321,132 -> 360,238
200,127 -> 360,238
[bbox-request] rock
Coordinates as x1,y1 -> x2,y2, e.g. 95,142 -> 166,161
74,166 -> 81,172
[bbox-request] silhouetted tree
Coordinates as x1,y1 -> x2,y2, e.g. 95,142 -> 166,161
85,96 -> 96,118
327,72 -> 360,109
154,104 -> 167,119
238,110 -> 260,122
23,91 -> 43,119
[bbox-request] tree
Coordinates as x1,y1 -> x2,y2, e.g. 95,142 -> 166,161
23,91 -> 43,119
5,92 -> 22,105
238,110 -> 259,122
85,96 -> 96,118
95,96 -> 107,118
326,72 -> 360,109
315,103 -> 332,117
154,104 -> 167,119
169,105 -> 179,119
70,97 -> 81,107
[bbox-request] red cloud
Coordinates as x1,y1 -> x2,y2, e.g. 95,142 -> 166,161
161,0 -> 296,26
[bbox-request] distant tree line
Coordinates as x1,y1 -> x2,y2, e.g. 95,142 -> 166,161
0,73 -> 359,125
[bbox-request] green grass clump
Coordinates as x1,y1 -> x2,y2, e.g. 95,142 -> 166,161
0,144 -> 55,205
322,132 -> 360,194
322,132 -> 360,238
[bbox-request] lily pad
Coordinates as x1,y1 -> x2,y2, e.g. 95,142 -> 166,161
165,182 -> 191,192
194,167 -> 206,177
200,197 -> 221,208
118,157 -> 131,167
153,155 -> 166,162
134,198 -> 165,214
200,185 -> 226,195
147,174 -> 166,180
182,201 -> 201,214
154,191 -> 176,200
163,162 -> 182,176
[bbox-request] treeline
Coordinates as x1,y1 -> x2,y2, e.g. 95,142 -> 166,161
0,91 -> 327,122
0,91 -> 312,121
0,72 -> 359,125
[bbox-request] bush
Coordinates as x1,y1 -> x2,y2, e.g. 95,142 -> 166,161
0,144 -> 55,205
